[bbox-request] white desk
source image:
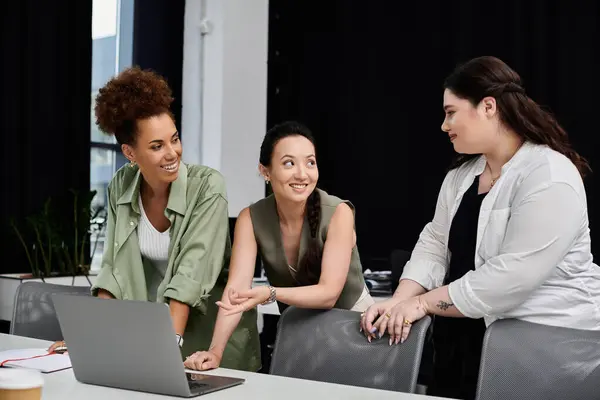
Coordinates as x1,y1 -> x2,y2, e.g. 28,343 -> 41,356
0,333 -> 450,400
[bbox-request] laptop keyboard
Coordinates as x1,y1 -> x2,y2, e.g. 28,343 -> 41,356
188,381 -> 209,390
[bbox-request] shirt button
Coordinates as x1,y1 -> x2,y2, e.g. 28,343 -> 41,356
114,242 -> 118,247
129,221 -> 134,226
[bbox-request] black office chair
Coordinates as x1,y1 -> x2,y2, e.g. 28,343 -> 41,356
270,306 -> 432,393
476,318 -> 600,400
10,281 -> 91,340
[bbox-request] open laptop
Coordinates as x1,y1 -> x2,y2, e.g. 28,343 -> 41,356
51,294 -> 244,397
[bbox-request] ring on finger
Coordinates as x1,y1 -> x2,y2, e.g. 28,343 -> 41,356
403,319 -> 412,326
385,312 -> 391,318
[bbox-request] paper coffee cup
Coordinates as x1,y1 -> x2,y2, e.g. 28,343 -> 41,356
0,369 -> 44,400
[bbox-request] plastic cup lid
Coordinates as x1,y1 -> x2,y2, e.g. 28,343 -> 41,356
0,368 -> 44,390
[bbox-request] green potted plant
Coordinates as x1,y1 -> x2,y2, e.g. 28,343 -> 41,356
9,189 -> 107,284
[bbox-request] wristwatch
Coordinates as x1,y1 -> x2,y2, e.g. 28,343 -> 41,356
176,334 -> 184,348
260,285 -> 277,305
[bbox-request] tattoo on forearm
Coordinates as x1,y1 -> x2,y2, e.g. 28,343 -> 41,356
436,300 -> 454,311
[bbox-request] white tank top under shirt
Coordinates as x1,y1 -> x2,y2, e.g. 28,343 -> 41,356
138,196 -> 170,301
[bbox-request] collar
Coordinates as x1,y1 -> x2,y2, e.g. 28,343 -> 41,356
116,162 -> 188,215
473,140 -> 533,175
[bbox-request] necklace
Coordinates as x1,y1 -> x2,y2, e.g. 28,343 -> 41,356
487,164 -> 501,188
490,175 -> 500,187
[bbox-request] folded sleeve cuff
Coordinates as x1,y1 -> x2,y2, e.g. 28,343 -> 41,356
91,264 -> 122,299
400,260 -> 447,291
163,273 -> 210,314
448,275 -> 492,319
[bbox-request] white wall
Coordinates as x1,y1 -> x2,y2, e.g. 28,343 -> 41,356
181,0 -> 269,217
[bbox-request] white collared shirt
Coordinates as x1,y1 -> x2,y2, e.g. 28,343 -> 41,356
401,142 -> 600,330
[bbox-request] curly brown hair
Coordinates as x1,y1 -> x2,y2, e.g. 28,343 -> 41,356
94,66 -> 174,145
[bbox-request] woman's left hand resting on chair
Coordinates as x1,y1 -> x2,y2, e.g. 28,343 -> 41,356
361,284 -> 465,344
360,296 -> 428,345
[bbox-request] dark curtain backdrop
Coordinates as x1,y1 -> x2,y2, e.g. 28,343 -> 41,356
0,1 -> 92,274
133,0 -> 185,136
267,0 -> 600,269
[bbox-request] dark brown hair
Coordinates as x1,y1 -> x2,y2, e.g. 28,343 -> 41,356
444,56 -> 590,177
259,121 -> 322,285
94,66 -> 174,145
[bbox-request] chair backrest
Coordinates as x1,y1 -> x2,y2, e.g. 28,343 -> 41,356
10,281 -> 92,340
269,306 -> 431,393
476,318 -> 600,400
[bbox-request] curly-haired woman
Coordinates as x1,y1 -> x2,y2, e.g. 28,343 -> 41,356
47,67 -> 261,372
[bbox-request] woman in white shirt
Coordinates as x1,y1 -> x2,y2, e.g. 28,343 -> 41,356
360,56 -> 600,400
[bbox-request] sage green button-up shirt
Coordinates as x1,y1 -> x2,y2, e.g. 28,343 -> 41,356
91,162 -> 261,371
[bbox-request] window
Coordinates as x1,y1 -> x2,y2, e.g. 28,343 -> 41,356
90,0 -> 134,270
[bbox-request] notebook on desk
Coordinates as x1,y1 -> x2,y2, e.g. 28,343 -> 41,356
51,294 -> 244,398
0,348 -> 72,373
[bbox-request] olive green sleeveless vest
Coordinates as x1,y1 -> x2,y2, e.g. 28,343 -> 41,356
249,188 -> 366,312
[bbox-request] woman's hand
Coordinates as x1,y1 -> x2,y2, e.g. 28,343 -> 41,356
360,296 -> 428,344
215,286 -> 270,316
383,296 -> 428,345
47,340 -> 66,353
359,298 -> 401,342
184,350 -> 222,371
97,289 -> 114,299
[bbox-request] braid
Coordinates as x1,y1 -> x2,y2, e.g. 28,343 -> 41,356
486,81 -> 526,97
296,190 -> 322,286
306,190 -> 321,239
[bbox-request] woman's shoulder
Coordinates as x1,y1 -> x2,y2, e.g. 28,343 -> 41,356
522,145 -> 580,177
107,163 -> 138,196
248,193 -> 275,222
317,188 -> 345,207
511,144 -> 584,196
185,163 -> 227,197
315,188 -> 355,221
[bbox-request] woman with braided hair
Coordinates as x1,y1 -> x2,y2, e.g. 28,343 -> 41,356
184,121 -> 373,371
360,56 -> 600,399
